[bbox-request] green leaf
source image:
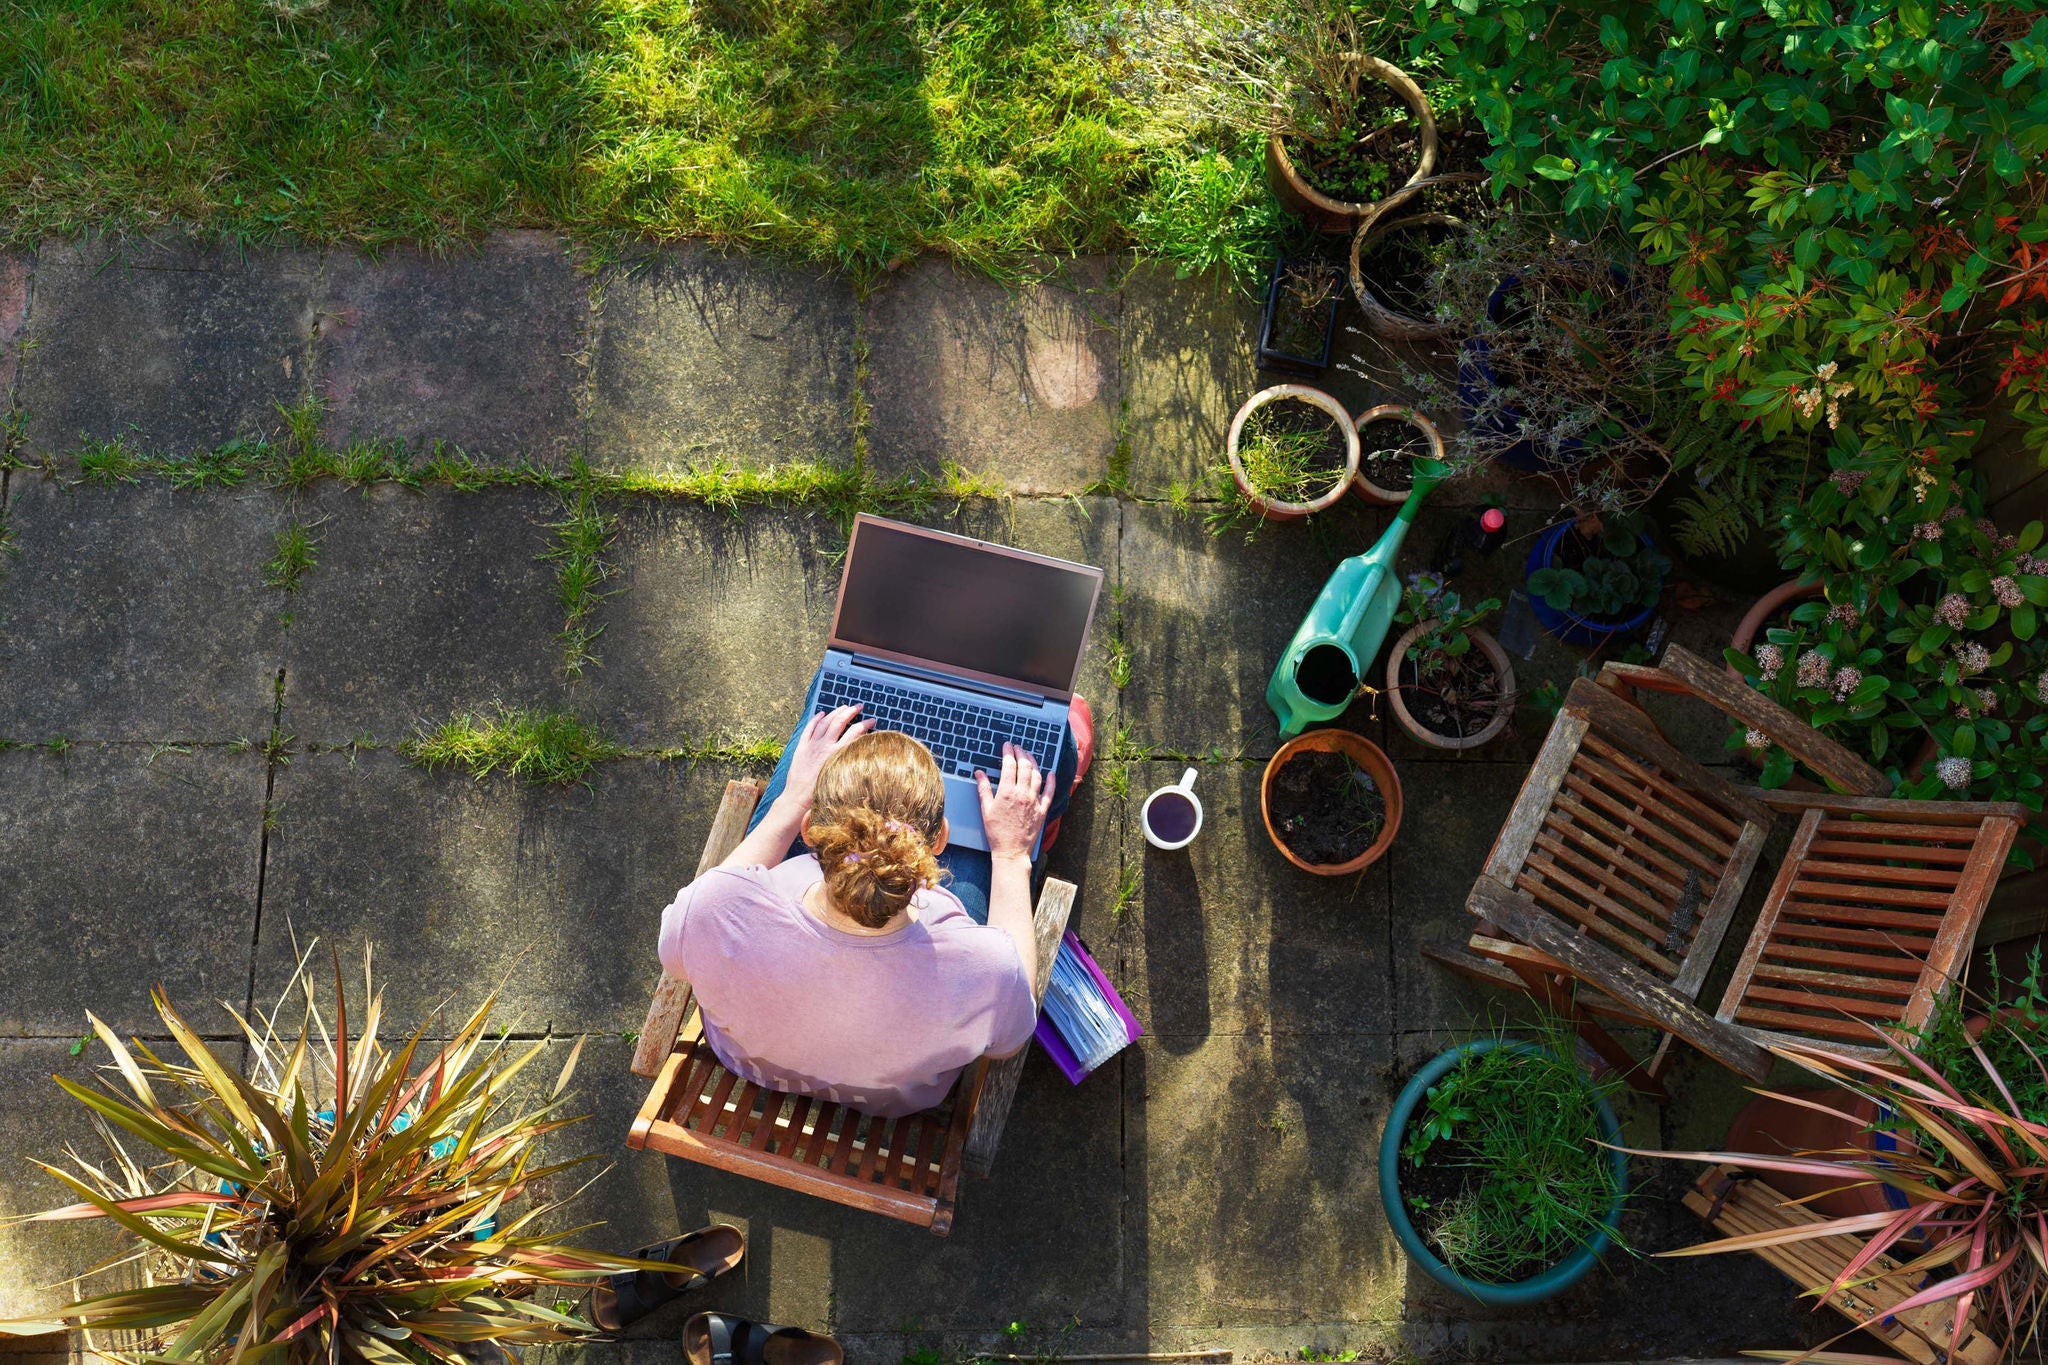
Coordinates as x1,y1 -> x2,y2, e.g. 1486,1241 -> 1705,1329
2017,602 -> 2037,641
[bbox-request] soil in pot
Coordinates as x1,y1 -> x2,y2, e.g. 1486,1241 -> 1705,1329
1236,397 -> 1352,507
1397,1041 -> 1626,1285
1358,415 -> 1427,495
1268,748 -> 1386,865
1399,646 -> 1506,741
1285,82 -> 1421,204
1269,261 -> 1342,359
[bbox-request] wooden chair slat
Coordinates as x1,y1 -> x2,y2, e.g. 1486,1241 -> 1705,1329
855,1115 -> 888,1182
780,1095 -> 816,1161
1673,818 -> 1769,1001
1543,810 -> 1686,902
1548,790 -> 1707,888
1560,773 -> 1732,877
1761,940 -> 1941,975
1570,748 -> 1737,860
1482,711 -> 1592,884
829,1105 -> 862,1173
896,1116 -> 927,1192
1806,838 -> 1975,864
1756,920 -> 1937,953
1563,675 -> 1770,827
1743,983 -> 1920,1020
1814,817 -> 1991,839
1518,853 -> 1684,976
1794,857 -> 1963,888
1733,1002 -> 1899,1042
1787,877 -> 1962,909
1777,901 -> 1947,932
1750,962 -> 1921,999
1578,732 -> 1743,843
699,1068 -> 743,1136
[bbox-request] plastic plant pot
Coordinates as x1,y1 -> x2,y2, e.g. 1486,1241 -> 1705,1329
1524,520 -> 1662,648
1257,257 -> 1342,375
1380,1039 -> 1628,1307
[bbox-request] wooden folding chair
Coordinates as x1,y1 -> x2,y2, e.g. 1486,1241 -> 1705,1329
1426,644 -> 2025,1093
1685,1165 -> 2000,1365
626,779 -> 1074,1235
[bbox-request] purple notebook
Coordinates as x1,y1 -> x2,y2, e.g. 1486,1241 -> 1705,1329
1033,930 -> 1143,1084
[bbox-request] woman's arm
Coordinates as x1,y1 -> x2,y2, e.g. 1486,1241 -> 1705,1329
975,743 -> 1054,998
720,704 -> 872,871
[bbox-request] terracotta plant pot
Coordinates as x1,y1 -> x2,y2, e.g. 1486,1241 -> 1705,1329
1261,729 -> 1403,875
1385,622 -> 1515,751
1722,1088 -> 1902,1220
1226,384 -> 1361,523
1728,578 -> 1824,678
1346,173 -> 1488,342
1266,55 -> 1439,232
1350,403 -> 1444,506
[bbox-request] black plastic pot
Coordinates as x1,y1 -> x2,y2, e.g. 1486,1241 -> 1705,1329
1257,258 -> 1341,375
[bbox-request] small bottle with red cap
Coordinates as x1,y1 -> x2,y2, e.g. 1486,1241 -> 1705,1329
1429,506 -> 1507,579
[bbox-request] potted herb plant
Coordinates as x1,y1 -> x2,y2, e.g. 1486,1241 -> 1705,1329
1386,572 -> 1513,750
1381,1028 -> 1630,1306
0,958 -> 692,1359
1257,258 -> 1343,374
1525,515 -> 1669,648
1350,404 -> 1442,506
1265,54 -> 1438,231
1259,728 -> 1402,874
1346,172 -> 1488,342
1219,384 -> 1361,527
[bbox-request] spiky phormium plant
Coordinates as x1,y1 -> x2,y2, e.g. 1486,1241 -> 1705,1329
0,950 -> 682,1364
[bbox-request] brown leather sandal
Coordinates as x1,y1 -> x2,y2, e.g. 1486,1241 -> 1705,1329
589,1224 -> 745,1332
684,1311 -> 843,1365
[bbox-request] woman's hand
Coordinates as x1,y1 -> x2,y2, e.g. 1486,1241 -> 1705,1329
975,742 -> 1053,862
782,704 -> 873,816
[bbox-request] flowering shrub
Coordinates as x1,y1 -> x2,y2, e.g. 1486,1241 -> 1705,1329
1725,449 -> 2048,855
1413,0 -> 2048,463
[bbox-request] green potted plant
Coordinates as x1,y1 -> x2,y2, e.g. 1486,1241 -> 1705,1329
1214,385 -> 1361,532
0,958 -> 691,1360
1385,571 -> 1513,749
1525,515 -> 1670,647
1380,1023 -> 1630,1306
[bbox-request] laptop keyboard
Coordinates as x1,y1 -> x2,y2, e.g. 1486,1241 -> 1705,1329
815,672 -> 1061,779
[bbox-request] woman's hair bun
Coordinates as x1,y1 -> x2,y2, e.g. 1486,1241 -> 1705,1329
804,730 -> 948,929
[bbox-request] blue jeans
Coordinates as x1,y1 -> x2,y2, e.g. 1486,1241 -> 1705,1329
747,670 -> 1078,925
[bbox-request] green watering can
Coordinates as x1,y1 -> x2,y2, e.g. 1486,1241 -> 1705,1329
1265,458 -> 1449,738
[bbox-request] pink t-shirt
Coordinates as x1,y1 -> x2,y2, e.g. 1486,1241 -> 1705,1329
657,855 -> 1038,1117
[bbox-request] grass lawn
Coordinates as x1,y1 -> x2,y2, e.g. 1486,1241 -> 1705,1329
0,0 -> 1289,278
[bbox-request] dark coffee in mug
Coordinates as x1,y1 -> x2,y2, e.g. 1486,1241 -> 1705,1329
1144,790 -> 1199,843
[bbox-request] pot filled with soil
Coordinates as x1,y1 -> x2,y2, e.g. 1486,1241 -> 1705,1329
1225,385 -> 1361,523
1256,258 -> 1344,374
1381,1038 -> 1630,1306
1351,404 -> 1442,505
1386,619 -> 1515,750
1260,728 -> 1402,875
1346,173 -> 1488,343
1525,520 -> 1670,648
1267,55 -> 1437,232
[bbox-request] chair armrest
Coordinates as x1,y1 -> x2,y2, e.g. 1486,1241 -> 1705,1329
964,877 -> 1077,1176
1657,646 -> 1890,797
631,779 -> 765,1079
1473,878 -> 1775,1081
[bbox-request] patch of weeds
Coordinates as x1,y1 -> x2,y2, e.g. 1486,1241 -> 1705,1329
264,521 -> 320,594
542,491 -> 617,677
932,462 -> 1008,508
401,707 -> 623,785
1105,726 -> 1155,764
45,735 -> 70,764
586,458 -> 873,518
1109,859 -> 1140,917
159,437 -> 269,491
261,726 -> 295,767
76,438 -> 145,485
1101,761 -> 1131,802
275,394 -> 325,459
1300,1351 -> 1360,1363
647,734 -> 786,767
1266,1104 -> 1295,1136
333,440 -> 416,487
1102,584 -> 1131,690
68,1033 -> 94,1058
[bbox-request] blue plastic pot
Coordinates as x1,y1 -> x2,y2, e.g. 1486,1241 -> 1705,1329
1524,521 -> 1662,647
1380,1039 -> 1628,1307
1454,276 -> 1591,472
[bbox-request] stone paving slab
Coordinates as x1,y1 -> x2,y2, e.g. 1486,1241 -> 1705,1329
0,745 -> 264,1037
281,483 -> 569,744
0,1040 -> 127,1318
1109,761 -> 1392,1048
0,251 -> 29,413
0,476 -> 287,740
588,248 -> 857,470
254,751 -> 744,1033
317,232 -> 588,463
581,503 -> 841,749
20,238 -> 317,460
865,257 -> 1121,494
1119,500 -> 1391,760
1123,1032 -> 1396,1330
1119,263 -> 1260,501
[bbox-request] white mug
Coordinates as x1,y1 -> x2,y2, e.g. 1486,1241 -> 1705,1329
1140,768 -> 1204,850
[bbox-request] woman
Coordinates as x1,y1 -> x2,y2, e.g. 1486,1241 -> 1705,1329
656,699 -> 1089,1117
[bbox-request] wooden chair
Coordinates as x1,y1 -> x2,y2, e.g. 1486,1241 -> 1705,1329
1685,1164 -> 1999,1365
1426,644 -> 2025,1093
627,779 -> 1075,1235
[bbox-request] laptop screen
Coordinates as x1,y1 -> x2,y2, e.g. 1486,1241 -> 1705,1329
832,517 -> 1102,695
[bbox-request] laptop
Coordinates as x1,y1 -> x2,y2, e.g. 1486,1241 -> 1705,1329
809,514 -> 1104,857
